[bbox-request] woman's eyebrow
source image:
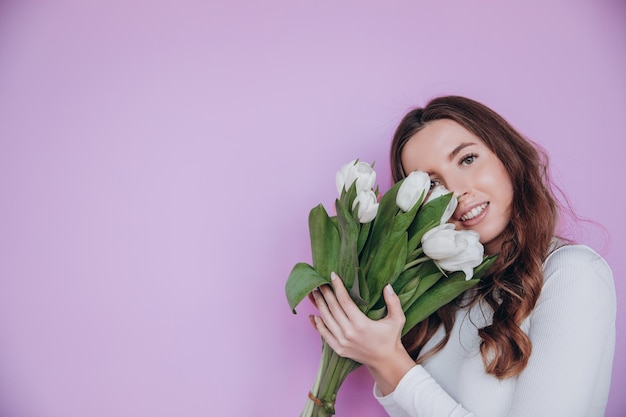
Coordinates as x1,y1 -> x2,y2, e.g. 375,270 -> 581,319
449,142 -> 476,161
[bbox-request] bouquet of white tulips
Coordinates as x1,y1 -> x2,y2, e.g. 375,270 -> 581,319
286,160 -> 496,417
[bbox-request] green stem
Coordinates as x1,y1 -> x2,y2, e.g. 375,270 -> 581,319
410,246 -> 424,259
319,343 -> 339,394
403,256 -> 429,271
299,341 -> 360,417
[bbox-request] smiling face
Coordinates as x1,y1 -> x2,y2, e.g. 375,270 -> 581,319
401,119 -> 514,255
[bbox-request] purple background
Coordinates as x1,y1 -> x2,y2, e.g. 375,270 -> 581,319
0,1 -> 624,416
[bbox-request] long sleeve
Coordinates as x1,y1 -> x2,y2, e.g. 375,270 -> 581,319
374,245 -> 616,417
374,365 -> 475,417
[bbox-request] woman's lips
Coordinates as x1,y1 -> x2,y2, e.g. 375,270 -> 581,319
459,202 -> 489,226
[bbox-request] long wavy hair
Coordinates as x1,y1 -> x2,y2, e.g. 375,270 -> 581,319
391,96 -> 559,379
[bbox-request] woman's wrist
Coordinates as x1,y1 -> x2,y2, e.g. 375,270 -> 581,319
367,343 -> 417,396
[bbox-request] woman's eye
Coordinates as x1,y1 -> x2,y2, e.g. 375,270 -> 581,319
460,153 -> 477,166
429,179 -> 440,189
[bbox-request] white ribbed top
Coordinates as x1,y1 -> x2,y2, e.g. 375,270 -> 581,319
375,244 -> 616,417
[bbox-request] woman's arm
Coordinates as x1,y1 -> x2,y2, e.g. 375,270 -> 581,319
378,245 -> 615,417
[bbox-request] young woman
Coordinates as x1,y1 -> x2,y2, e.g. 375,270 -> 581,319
310,96 -> 616,417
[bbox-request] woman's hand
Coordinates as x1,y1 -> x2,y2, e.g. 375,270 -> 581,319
310,272 -> 416,395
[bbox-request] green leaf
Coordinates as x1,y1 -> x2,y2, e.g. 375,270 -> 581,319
393,263 -> 425,294
402,261 -> 444,309
361,181 -> 402,261
407,193 -> 453,251
406,219 -> 438,257
416,192 -> 454,228
309,204 -> 340,280
330,215 -> 338,229
360,187 -> 422,311
356,267 -> 370,311
366,266 -> 431,319
390,201 -> 421,240
367,305 -> 387,320
335,198 -> 360,297
401,254 -> 498,335
396,275 -> 422,309
366,231 -> 408,309
473,254 -> 498,278
285,263 -> 329,313
401,272 -> 478,335
370,262 -> 426,312
357,221 -> 372,257
363,187 -> 423,277
341,179 -> 359,220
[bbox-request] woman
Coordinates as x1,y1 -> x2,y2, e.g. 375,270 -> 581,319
310,96 -> 616,417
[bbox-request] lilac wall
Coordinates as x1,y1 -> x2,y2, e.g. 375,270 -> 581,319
0,1 -> 624,416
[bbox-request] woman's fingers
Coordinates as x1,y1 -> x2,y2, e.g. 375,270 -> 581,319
318,285 -> 350,324
312,287 -> 347,340
309,275 -> 409,366
310,315 -> 341,351
381,284 -> 406,328
311,272 -> 365,347
328,272 -> 363,320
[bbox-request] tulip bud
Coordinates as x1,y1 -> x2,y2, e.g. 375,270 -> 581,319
336,160 -> 377,195
396,170 -> 430,212
352,189 -> 379,223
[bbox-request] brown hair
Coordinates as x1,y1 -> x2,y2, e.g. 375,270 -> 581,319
392,96 -> 559,378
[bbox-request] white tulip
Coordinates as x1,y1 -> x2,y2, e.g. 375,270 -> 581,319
396,170 -> 430,212
335,160 -> 377,195
421,224 -> 484,280
425,185 -> 459,224
352,189 -> 379,223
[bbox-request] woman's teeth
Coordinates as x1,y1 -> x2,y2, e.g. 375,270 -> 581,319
461,203 -> 488,221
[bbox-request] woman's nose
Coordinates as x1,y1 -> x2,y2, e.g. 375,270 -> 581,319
442,174 -> 469,201
453,190 -> 469,203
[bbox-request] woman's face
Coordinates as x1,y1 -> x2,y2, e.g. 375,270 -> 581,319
401,119 -> 514,255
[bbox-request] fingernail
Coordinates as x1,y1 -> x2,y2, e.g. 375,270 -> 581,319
385,284 -> 394,295
331,272 -> 338,281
